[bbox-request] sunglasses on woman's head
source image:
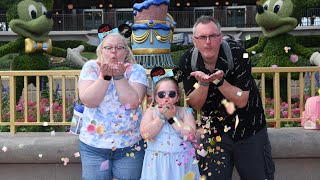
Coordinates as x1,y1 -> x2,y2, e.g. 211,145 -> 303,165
157,91 -> 177,99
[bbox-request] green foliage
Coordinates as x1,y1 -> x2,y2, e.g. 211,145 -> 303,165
170,49 -> 186,67
53,40 -> 96,52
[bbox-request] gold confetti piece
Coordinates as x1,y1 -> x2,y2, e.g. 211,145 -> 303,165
38,154 -> 43,158
212,79 -> 220,85
43,122 -> 48,126
2,146 -> 7,152
126,153 -> 129,157
200,175 -> 207,180
96,125 -> 104,134
236,91 -> 242,96
318,88 -> 320,95
243,53 -> 248,58
235,115 -> 240,129
210,139 -> 216,146
130,152 -> 134,157
111,146 -> 117,151
154,151 -> 159,156
216,136 -> 222,142
193,82 -> 200,89
208,172 -> 212,176
182,171 -> 195,180
74,152 -> 80,157
186,97 -> 190,101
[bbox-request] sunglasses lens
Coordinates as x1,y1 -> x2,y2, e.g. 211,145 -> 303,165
168,91 -> 176,98
157,91 -> 166,98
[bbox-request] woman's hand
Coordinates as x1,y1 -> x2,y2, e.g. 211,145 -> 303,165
97,61 -> 130,76
97,61 -> 113,76
110,62 -> 130,76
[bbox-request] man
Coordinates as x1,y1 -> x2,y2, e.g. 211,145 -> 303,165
179,15 -> 275,180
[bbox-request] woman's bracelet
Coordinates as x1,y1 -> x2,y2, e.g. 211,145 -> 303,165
113,74 -> 124,80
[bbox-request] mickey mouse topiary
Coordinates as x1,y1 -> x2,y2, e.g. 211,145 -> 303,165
0,0 -> 69,101
247,0 -> 320,100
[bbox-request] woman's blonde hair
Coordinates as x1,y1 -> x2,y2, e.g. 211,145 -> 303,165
96,32 -> 136,64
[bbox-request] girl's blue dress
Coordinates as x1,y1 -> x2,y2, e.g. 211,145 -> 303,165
141,116 -> 200,180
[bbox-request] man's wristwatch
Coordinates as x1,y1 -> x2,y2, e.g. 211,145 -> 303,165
167,117 -> 175,125
213,78 -> 224,87
113,74 -> 125,80
103,75 -> 112,81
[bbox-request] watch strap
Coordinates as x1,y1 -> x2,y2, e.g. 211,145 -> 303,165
113,74 -> 125,80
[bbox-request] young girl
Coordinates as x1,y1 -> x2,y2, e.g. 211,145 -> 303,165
140,76 -> 200,180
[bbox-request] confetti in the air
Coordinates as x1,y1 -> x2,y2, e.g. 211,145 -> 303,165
193,82 -> 200,89
236,91 -> 243,97
74,152 -> 80,157
243,53 -> 248,58
197,149 -> 208,157
284,46 -> 291,53
2,146 -> 7,152
61,157 -> 69,166
51,130 -> 55,136
251,51 -> 256,54
182,171 -> 195,180
18,144 -> 24,148
43,122 -> 48,126
100,160 -> 109,170
235,115 -> 240,129
38,154 -> 43,158
224,125 -> 231,132
245,34 -> 251,40
271,64 -> 278,68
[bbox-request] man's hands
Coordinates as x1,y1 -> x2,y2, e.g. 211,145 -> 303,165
190,70 -> 224,85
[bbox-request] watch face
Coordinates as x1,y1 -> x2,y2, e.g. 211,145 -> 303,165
104,75 -> 112,81
168,118 -> 175,124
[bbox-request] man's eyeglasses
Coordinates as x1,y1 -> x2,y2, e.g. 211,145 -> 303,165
103,45 -> 126,51
193,33 -> 221,41
157,91 -> 177,99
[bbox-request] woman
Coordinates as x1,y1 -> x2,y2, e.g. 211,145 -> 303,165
78,32 -> 148,180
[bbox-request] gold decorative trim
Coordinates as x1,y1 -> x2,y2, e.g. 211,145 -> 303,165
132,48 -> 170,54
132,29 -> 172,44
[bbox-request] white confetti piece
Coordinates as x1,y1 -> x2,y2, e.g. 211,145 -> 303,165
38,154 -> 43,158
235,115 -> 240,129
74,152 -> 80,158
251,51 -> 256,54
236,91 -> 243,96
243,53 -> 249,59
245,35 -> 251,41
2,146 -> 7,152
43,122 -> 48,126
51,130 -> 55,136
18,144 -> 24,148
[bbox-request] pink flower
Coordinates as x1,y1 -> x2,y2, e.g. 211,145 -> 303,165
269,109 -> 274,117
290,54 -> 298,63
282,111 -> 288,118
